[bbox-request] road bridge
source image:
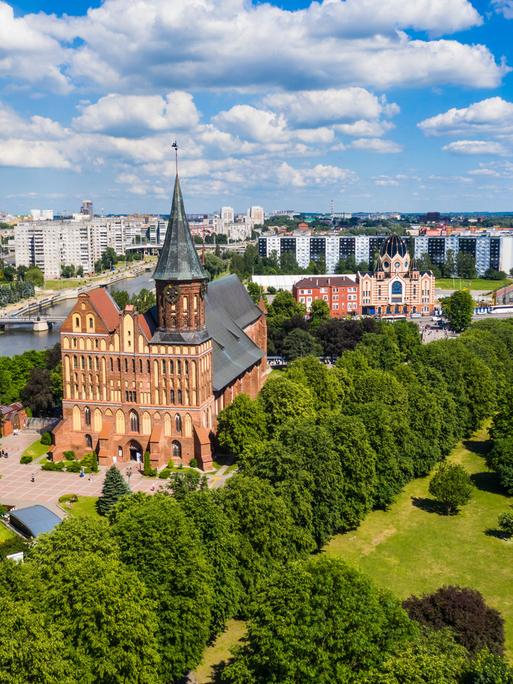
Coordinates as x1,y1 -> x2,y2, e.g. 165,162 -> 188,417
0,315 -> 66,331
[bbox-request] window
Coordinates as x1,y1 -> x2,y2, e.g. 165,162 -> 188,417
172,441 -> 182,459
85,434 -> 93,449
147,360 -> 151,373
175,414 -> 182,433
170,360 -> 174,374
117,358 -> 121,371
139,359 -> 143,373
177,389 -> 183,404
162,360 -> 166,373
391,281 -> 403,295
124,358 -> 128,372
170,389 -> 175,403
110,358 -> 114,371
129,410 -> 139,432
176,360 -> 181,374
132,359 -> 135,372
84,406 -> 91,426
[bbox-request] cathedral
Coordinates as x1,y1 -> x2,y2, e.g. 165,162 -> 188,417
51,175 -> 267,470
359,234 -> 435,317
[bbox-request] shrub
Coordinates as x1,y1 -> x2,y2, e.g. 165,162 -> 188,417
498,511 -> 513,538
65,461 -> 81,473
63,450 -> 76,461
58,494 -> 78,504
20,454 -> 33,464
143,451 -> 157,477
41,461 -> 65,471
40,432 -> 52,446
428,462 -> 473,515
81,452 -> 99,473
189,457 -> 198,468
404,586 -> 505,656
158,467 -> 172,479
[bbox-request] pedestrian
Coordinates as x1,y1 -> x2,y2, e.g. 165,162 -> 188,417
31,473 -> 35,483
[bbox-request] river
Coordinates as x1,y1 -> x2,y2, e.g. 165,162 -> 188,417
0,272 -> 154,357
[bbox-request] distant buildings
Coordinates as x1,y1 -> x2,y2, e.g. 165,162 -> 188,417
259,233 -> 513,276
249,206 -> 265,226
30,209 -> 53,221
80,200 -> 93,219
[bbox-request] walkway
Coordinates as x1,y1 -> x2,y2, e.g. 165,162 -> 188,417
0,430 -> 235,515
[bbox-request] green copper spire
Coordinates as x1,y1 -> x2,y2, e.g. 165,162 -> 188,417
153,175 -> 207,282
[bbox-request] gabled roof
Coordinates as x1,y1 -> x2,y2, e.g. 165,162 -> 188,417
153,175 -> 207,282
87,288 -> 120,332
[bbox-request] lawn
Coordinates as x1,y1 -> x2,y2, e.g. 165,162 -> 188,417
325,426 -> 513,657
193,620 -> 246,683
60,495 -> 100,521
21,438 -> 50,463
0,523 -> 26,558
436,277 -> 509,292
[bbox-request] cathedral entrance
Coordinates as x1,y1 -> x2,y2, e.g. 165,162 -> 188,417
128,440 -> 143,463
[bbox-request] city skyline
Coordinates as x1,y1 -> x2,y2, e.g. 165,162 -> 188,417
2,0 -> 513,213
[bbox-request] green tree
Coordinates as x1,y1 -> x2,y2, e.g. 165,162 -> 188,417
442,249 -> 457,278
221,557 -> 415,683
442,290 -> 474,332
217,393 -> 267,459
488,437 -> 513,495
25,266 -> 44,287
246,281 -> 264,304
428,462 -> 473,515
464,648 -> 513,683
286,355 -> 347,409
131,287 -> 156,313
20,367 -> 56,416
498,511 -> 513,538
111,494 -> 213,681
96,466 -> 130,516
259,375 -> 316,435
167,469 -> 207,498
204,252 -> 226,279
283,328 -> 323,360
111,289 -> 130,309
309,298 -> 330,330
101,247 -> 118,270
457,252 -> 477,279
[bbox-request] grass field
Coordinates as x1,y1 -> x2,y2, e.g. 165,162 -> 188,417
325,427 -> 513,657
60,495 -> 100,520
194,620 -> 246,684
21,438 -> 50,463
436,277 -> 509,292
0,523 -> 26,558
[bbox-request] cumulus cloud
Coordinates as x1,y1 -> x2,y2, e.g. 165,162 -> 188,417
442,140 -> 507,155
419,97 -> 513,136
21,0 -> 505,93
0,139 -> 70,168
492,0 -> 513,19
276,162 -> 358,188
213,105 -> 288,143
350,138 -> 402,153
73,91 -> 200,136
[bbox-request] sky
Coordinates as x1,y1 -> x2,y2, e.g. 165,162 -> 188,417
3,1 -> 513,214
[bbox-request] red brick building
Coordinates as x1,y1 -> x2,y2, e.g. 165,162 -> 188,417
0,403 -> 27,437
293,276 -> 360,317
51,175 -> 267,470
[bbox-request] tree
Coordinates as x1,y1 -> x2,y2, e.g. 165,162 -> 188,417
259,375 -> 316,435
457,252 -> 477,279
498,511 -> 513,538
111,494 -> 213,681
404,586 -> 505,656
221,557 -> 415,683
283,329 -> 322,360
487,437 -> 513,494
442,249 -> 457,278
96,465 -> 130,516
204,252 -> 226,279
246,281 -> 264,304
167,469 -> 207,498
428,462 -> 473,515
309,298 -> 330,330
24,266 -> 44,287
131,287 -> 156,313
464,648 -> 513,683
268,289 -> 305,319
442,290 -> 474,332
101,247 -> 118,270
20,367 -> 55,416
315,317 -> 379,358
111,289 -> 130,309
217,393 -> 267,459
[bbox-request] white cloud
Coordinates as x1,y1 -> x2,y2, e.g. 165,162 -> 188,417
213,105 -> 287,143
0,139 -> 70,168
276,162 -> 358,188
419,97 -> 513,136
73,91 -> 199,136
374,178 -> 400,186
351,138 -> 402,153
492,0 -> 513,19
334,120 -> 394,137
442,140 -> 507,155
23,0 -> 505,93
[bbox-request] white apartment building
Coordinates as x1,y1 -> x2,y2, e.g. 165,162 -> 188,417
221,206 -> 234,226
248,206 -> 264,226
30,209 -> 54,221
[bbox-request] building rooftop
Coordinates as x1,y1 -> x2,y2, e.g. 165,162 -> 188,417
294,276 -> 356,289
9,505 -> 61,538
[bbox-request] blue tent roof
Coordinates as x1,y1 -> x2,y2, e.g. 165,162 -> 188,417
9,505 -> 61,538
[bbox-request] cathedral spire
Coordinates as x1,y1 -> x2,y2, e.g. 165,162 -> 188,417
153,174 -> 207,283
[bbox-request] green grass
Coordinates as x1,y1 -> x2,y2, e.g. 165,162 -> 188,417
0,523 -> 14,544
60,495 -> 100,521
325,426 -> 513,658
436,277 -> 510,292
0,522 -> 26,558
21,438 -> 50,463
194,620 -> 246,683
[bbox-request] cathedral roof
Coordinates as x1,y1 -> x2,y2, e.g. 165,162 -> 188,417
380,234 -> 408,259
153,175 -> 207,283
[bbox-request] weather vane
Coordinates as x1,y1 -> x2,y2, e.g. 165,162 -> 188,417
171,140 -> 178,175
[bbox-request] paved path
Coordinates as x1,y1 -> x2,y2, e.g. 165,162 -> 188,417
0,430 -> 235,515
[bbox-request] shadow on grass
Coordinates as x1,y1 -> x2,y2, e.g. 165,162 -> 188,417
485,528 -> 509,540
470,471 -> 508,496
463,438 -> 492,457
411,497 -> 446,515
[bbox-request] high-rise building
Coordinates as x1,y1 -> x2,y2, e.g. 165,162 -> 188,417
80,200 -> 93,219
221,206 -> 234,226
51,175 -> 267,469
249,206 -> 265,226
30,209 -> 54,221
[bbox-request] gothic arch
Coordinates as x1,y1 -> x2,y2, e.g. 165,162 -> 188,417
72,405 -> 81,431
115,410 -> 125,434
184,413 -> 192,438
142,411 -> 151,435
93,408 -> 102,433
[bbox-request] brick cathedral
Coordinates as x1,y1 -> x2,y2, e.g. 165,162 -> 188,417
52,175 -> 267,470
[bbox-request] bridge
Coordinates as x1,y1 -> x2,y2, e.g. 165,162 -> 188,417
0,315 -> 66,331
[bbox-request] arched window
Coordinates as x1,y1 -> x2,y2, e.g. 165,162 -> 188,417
170,389 -> 175,403
124,358 -> 128,372
172,440 -> 182,459
110,358 -> 114,371
117,358 -> 121,371
391,281 -> 403,295
175,414 -> 182,433
170,360 -> 174,374
139,359 -> 143,373
162,360 -> 166,373
177,389 -> 183,404
84,406 -> 91,426
85,434 -> 93,449
147,360 -> 151,373
129,410 -> 139,433
184,360 -> 188,375
87,314 -> 95,331
72,314 -> 81,332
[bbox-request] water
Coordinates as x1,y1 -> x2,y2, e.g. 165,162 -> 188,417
0,272 -> 154,356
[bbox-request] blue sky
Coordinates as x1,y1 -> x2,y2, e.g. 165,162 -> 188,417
2,0 -> 513,214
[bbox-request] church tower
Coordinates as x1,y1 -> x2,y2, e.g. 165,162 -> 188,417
153,175 -> 210,344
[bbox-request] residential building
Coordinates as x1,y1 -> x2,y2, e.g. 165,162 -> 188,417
221,206 -> 234,226
80,200 -> 93,219
30,209 -> 53,221
359,234 -> 435,317
51,175 -> 267,470
293,276 -> 360,317
249,206 -> 264,225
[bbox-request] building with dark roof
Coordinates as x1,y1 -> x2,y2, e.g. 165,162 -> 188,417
52,175 -> 267,470
359,234 -> 435,317
9,505 -> 61,538
0,402 -> 27,437
292,276 -> 360,317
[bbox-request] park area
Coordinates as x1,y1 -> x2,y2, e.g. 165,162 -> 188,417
436,277 -> 510,292
326,426 -> 513,658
